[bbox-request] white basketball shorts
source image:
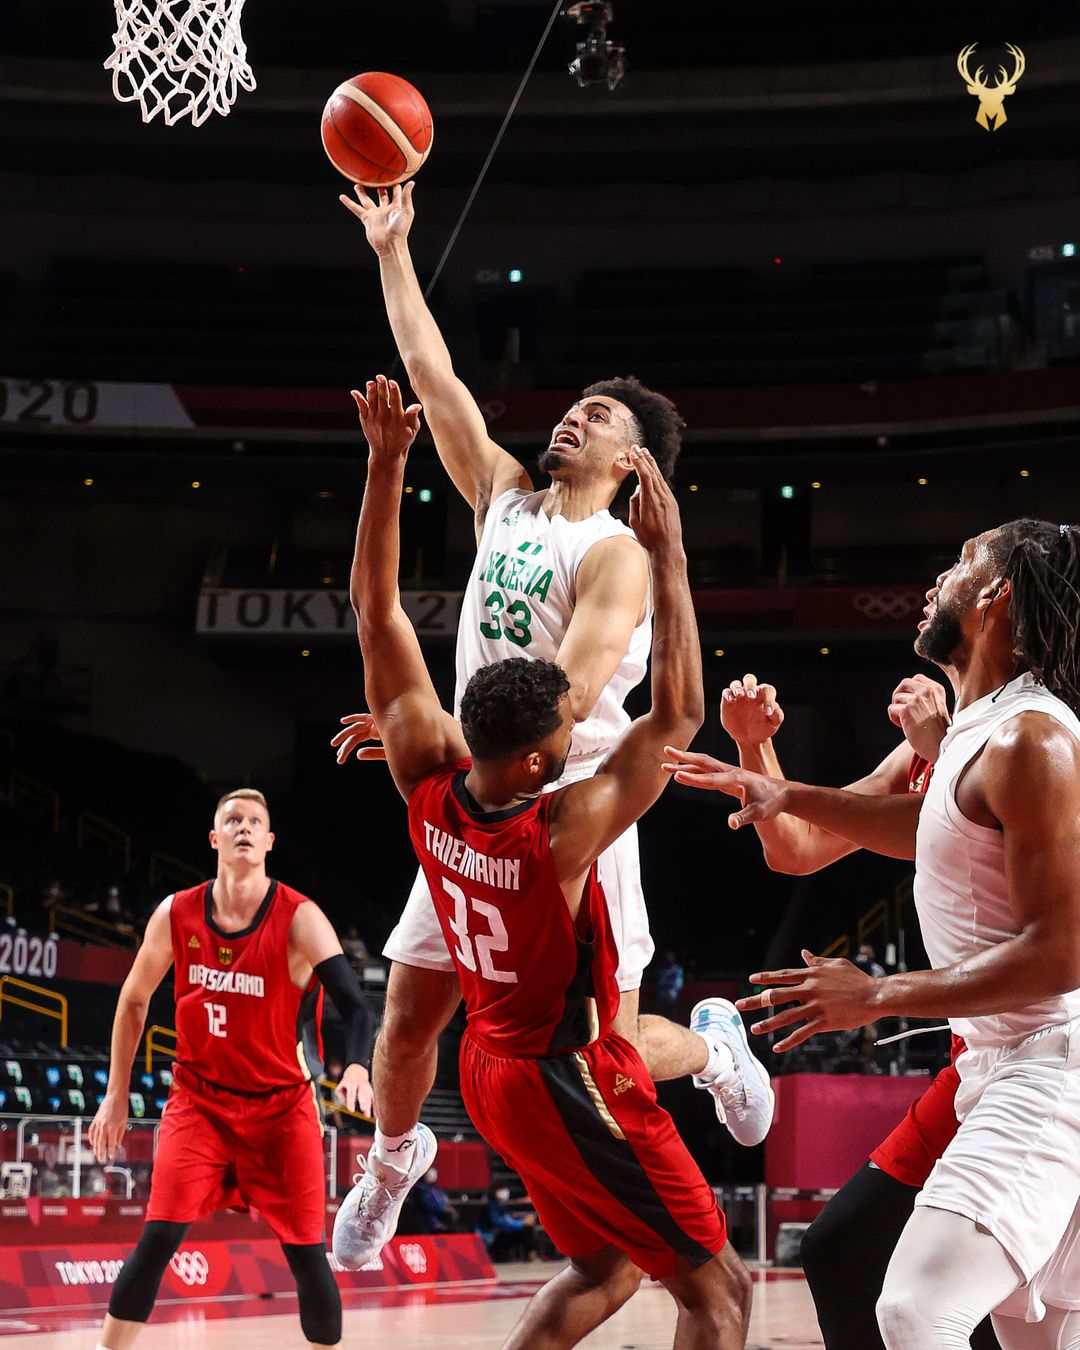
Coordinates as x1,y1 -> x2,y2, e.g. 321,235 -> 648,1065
383,821 -> 654,993
915,1015 -> 1080,1322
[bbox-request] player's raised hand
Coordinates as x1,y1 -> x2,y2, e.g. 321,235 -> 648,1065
661,746 -> 789,829
331,712 -> 388,764
887,674 -> 950,763
720,673 -> 784,746
735,949 -> 880,1053
88,1094 -> 128,1163
339,180 -> 415,255
352,374 -> 423,464
335,1063 -> 375,1119
628,447 -> 682,555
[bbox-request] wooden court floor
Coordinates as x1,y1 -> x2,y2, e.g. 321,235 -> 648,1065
0,1264 -> 823,1348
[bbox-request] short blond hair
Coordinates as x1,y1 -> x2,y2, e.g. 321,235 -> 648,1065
214,788 -> 269,822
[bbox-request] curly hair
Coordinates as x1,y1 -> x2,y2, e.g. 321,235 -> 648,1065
581,375 -> 685,483
459,658 -> 571,762
986,519 -> 1080,713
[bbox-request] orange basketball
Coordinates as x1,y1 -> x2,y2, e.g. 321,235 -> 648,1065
321,72 -> 433,186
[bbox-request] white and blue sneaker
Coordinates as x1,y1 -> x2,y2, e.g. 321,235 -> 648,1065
332,1123 -> 438,1269
691,997 -> 775,1147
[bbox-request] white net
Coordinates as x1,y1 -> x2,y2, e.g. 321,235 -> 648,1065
105,0 -> 256,127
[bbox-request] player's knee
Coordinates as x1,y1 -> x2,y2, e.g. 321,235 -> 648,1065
876,1280 -> 932,1349
108,1221 -> 188,1323
800,1203 -> 848,1287
282,1242 -> 341,1347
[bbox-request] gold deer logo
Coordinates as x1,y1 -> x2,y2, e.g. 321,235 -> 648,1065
957,43 -> 1025,131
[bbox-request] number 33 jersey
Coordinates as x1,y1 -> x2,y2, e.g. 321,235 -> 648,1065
408,761 -> 620,1058
455,488 -> 651,778
167,880 -> 324,1093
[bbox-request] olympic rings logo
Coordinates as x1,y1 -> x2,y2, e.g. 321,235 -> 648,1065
852,591 -> 923,620
169,1250 -> 210,1285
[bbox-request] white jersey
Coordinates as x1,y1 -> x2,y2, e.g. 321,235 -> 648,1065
454,486 -> 651,780
913,671 -> 1080,1048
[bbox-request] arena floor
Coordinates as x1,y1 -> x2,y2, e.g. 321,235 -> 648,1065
0,1264 -> 822,1348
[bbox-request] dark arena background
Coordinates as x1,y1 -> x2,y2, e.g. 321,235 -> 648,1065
1,1 -> 1079,1345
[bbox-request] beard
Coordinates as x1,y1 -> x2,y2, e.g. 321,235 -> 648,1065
537,447 -> 571,476
540,747 -> 570,787
916,602 -> 965,666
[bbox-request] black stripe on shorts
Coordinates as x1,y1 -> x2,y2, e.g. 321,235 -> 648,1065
537,1053 -> 715,1269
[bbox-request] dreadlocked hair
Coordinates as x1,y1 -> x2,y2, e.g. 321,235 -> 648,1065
988,519 -> 1080,713
459,658 -> 570,762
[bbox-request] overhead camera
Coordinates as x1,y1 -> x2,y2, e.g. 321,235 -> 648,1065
564,1 -> 626,92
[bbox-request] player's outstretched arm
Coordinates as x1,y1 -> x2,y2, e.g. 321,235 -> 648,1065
340,183 -> 531,523
88,898 -> 175,1162
289,902 -> 375,1118
736,714 -> 1080,1051
351,375 -> 468,800
721,674 -> 922,873
660,750 -> 923,860
548,449 -> 704,880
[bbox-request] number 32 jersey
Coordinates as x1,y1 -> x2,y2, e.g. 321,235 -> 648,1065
455,487 -> 651,778
167,880 -> 324,1094
408,761 -> 620,1058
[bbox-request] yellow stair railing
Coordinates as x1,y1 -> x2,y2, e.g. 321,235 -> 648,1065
0,976 -> 68,1046
49,904 -> 139,952
148,852 -> 203,894
820,933 -> 851,959
144,1025 -> 178,1073
317,1078 -> 375,1125
76,811 -> 132,874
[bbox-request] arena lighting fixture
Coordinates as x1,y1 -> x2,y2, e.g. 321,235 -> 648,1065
418,488 -> 433,503
1063,243 -> 1077,258
780,484 -> 795,499
565,2 -> 626,91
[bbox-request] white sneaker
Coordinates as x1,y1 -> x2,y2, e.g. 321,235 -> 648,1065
332,1123 -> 438,1269
690,997 -> 775,1147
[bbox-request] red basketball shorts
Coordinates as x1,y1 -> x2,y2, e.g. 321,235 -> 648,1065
146,1068 -> 326,1245
460,1030 -> 726,1280
868,1035 -> 966,1188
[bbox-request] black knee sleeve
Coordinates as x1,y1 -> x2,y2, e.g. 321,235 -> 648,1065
282,1242 -> 341,1346
108,1220 -> 189,1323
802,1163 -> 918,1350
801,1164 -> 1001,1350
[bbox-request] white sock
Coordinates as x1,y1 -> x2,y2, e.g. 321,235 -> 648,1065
694,1032 -> 735,1085
373,1125 -> 418,1165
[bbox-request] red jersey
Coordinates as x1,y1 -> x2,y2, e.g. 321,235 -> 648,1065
168,880 -> 324,1094
907,752 -> 933,796
408,761 -> 619,1058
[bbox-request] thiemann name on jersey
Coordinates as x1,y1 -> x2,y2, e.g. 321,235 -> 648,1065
423,822 -> 522,891
187,963 -> 265,996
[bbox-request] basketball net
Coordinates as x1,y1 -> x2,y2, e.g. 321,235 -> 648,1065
105,0 -> 256,126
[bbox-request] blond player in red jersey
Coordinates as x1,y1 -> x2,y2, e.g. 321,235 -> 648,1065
87,790 -> 373,1350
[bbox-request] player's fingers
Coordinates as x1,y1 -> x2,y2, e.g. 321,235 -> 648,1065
742,673 -> 759,692
388,379 -> 404,416
339,194 -> 366,220
747,1005 -> 809,1036
350,390 -> 369,419
353,184 -> 376,209
403,180 -> 415,208
663,745 -> 722,769
771,1020 -> 821,1053
354,746 -> 388,761
748,968 -> 807,985
728,679 -> 745,697
377,188 -> 388,207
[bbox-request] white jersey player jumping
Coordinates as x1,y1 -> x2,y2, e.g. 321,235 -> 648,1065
330,183 -> 773,1268
667,518 -> 1080,1350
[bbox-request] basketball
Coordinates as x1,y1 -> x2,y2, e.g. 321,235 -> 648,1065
321,72 -> 433,186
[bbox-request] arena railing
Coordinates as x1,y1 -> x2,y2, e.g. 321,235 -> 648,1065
49,905 -> 139,952
0,976 -> 69,1046
143,1025 -> 177,1073
76,811 -> 132,875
